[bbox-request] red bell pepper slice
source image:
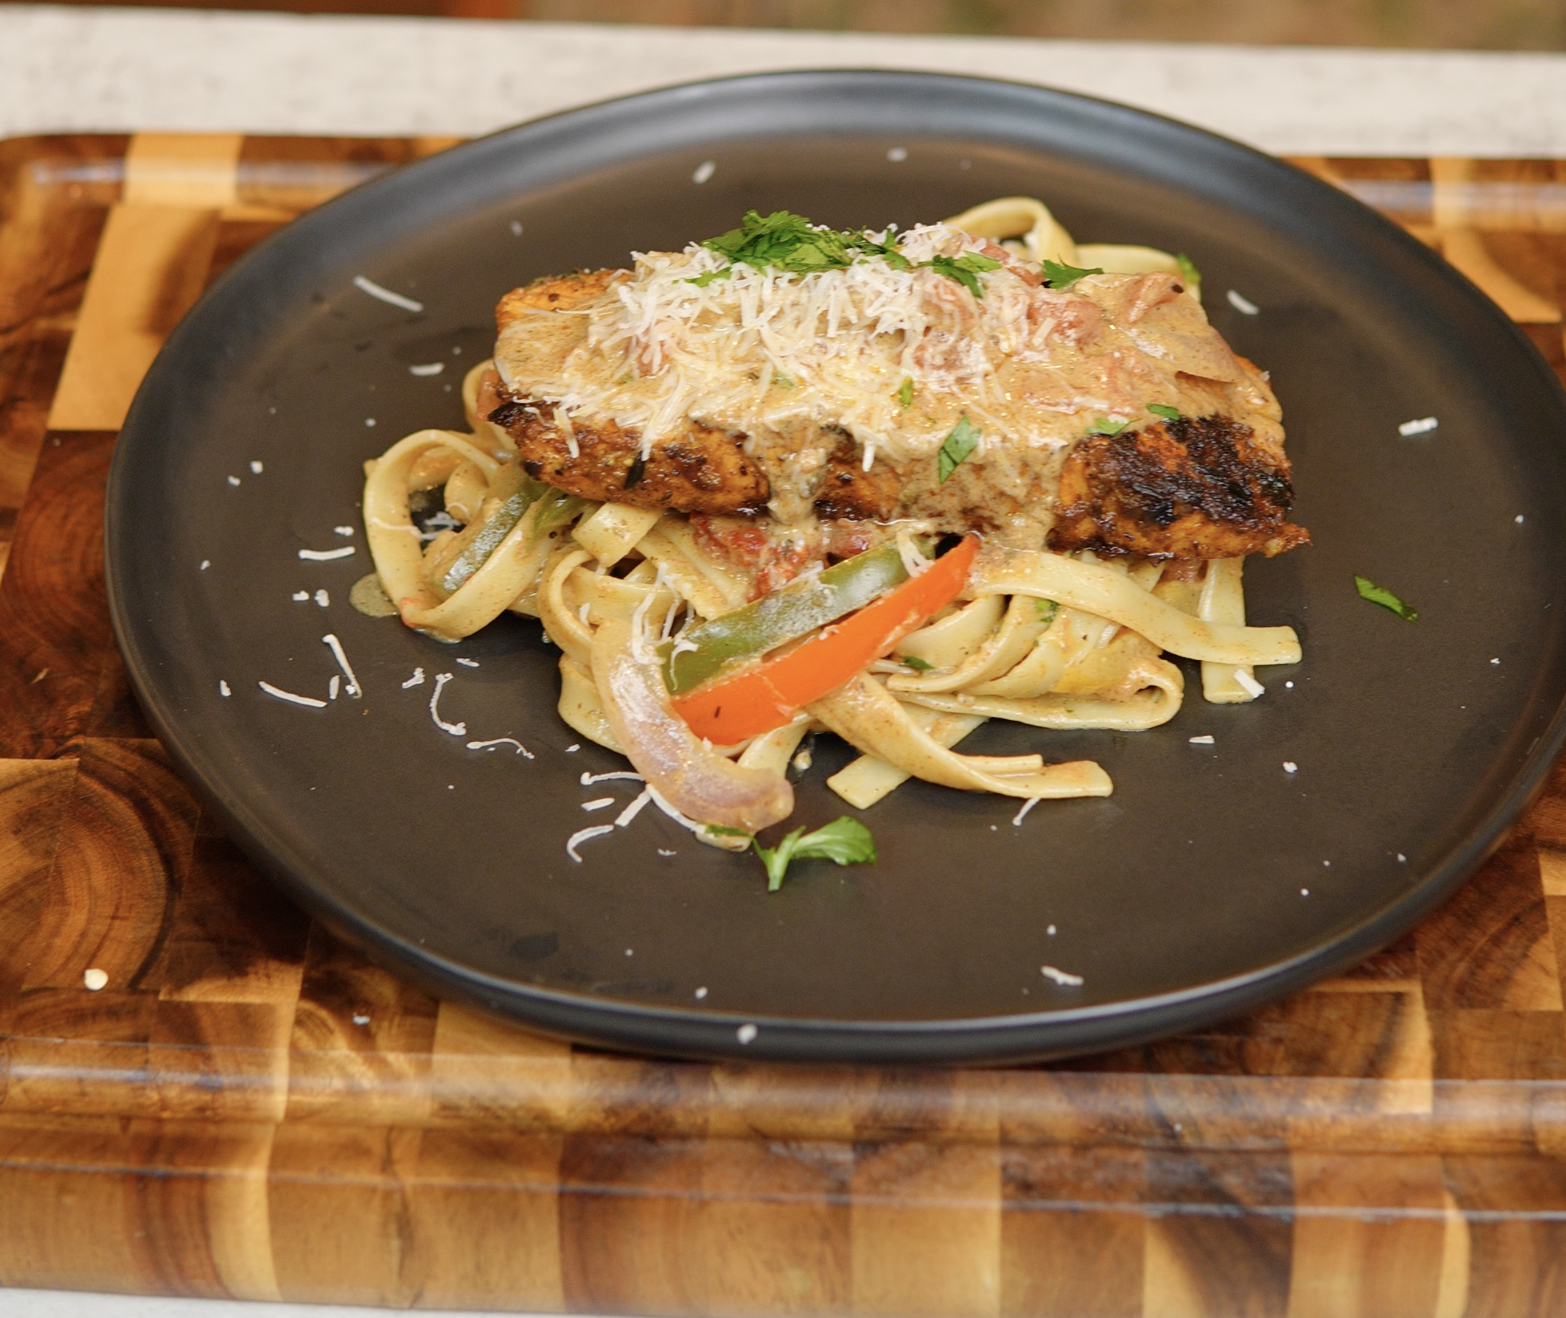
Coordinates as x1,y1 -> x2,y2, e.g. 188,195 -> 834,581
671,535 -> 979,742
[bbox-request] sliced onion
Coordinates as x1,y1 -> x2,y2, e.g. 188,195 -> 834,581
590,615 -> 793,834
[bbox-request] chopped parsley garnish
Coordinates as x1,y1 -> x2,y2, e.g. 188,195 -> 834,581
703,824 -> 752,838
898,654 -> 934,671
938,415 -> 982,483
1176,253 -> 1201,287
1354,575 -> 1419,621
852,230 -> 912,272
897,377 -> 915,407
1041,258 -> 1104,290
923,252 -> 1002,298
1034,598 -> 1060,625
1147,403 -> 1182,421
1088,418 -> 1127,436
754,816 -> 877,892
691,210 -> 1001,297
701,209 -> 866,274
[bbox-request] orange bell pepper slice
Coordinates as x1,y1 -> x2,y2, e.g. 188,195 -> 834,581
672,535 -> 979,743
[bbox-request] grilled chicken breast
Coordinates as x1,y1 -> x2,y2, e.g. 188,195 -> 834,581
485,229 -> 1308,563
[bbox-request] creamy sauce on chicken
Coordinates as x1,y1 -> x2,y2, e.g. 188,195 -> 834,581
497,224 -> 1279,467
489,222 -> 1304,562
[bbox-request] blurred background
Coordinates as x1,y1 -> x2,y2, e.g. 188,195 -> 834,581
25,0 -> 1566,48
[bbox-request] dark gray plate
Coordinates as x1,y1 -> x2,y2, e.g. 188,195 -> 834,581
106,71 -> 1566,1064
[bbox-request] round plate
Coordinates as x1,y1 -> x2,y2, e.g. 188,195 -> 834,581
107,71 -> 1566,1064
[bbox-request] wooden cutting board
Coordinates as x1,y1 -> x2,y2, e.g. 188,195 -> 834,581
2,133 -> 1566,1316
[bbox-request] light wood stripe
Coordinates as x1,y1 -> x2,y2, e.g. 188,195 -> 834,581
47,133 -> 240,431
205,1122 -> 284,1302
850,1142 -> 1001,1316
1431,157 -> 1561,324
46,203 -> 219,430
125,133 -> 243,208
1286,1152 -> 1445,1318
1432,1189 -> 1472,1318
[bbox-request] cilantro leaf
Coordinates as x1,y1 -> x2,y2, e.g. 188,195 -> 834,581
1176,253 -> 1201,288
938,416 -> 981,483
785,241 -> 840,271
898,654 -> 933,671
1041,258 -> 1104,290
851,230 -> 911,270
1147,403 -> 1181,421
697,211 -> 923,284
897,377 -> 915,408
1088,418 -> 1127,436
1354,575 -> 1419,622
693,213 -> 1007,299
1034,598 -> 1059,625
701,210 -> 858,276
704,209 -> 818,258
754,816 -> 878,891
921,252 -> 1001,298
792,817 -> 877,866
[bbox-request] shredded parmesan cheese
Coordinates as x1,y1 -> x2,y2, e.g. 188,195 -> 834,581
353,275 -> 424,313
322,633 -> 362,698
566,825 -> 615,862
1233,669 -> 1265,698
468,737 -> 532,757
614,788 -> 653,828
259,681 -> 327,709
428,672 -> 466,736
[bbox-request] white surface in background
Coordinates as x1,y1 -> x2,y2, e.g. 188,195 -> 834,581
2,4 -> 1566,154
3,1290 -> 600,1317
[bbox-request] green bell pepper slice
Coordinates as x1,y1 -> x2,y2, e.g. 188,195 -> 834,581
661,541 -> 913,695
437,467 -> 587,598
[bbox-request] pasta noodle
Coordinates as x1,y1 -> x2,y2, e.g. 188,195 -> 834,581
361,199 -> 1306,845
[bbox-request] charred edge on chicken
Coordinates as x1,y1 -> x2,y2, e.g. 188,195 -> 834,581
1047,414 -> 1310,559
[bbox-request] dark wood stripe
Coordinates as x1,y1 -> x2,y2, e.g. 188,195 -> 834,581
0,431 -> 117,758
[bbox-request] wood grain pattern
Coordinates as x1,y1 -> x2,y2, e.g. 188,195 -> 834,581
1286,1152 -> 1447,1318
0,431 -> 118,758
0,135 -> 121,586
1002,1143 -> 1146,1318
4,137 -> 1566,1313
